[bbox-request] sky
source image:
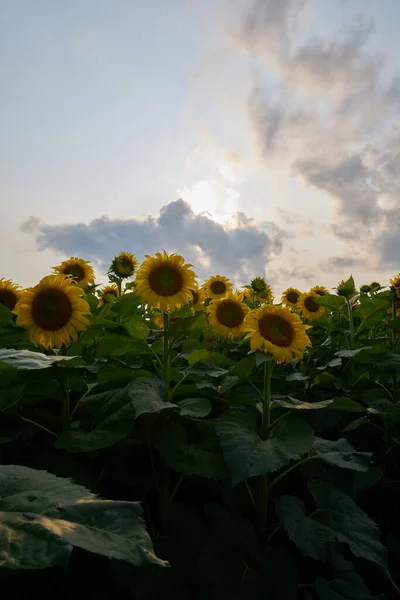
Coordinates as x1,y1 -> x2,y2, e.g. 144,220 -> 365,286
2,0 -> 400,296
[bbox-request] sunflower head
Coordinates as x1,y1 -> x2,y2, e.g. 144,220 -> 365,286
281,287 -> 301,308
15,275 -> 90,349
244,304 -> 311,364
0,278 -> 22,312
257,283 -> 274,304
207,293 -> 249,339
360,284 -> 372,295
310,285 -> 329,297
298,291 -> 325,321
109,251 -> 138,279
202,275 -> 233,299
390,274 -> 400,290
98,284 -> 119,307
190,287 -> 205,311
250,277 -> 267,293
135,250 -> 197,311
53,257 -> 95,288
336,276 -> 357,299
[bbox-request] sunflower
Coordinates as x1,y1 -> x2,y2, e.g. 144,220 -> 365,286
0,278 -> 22,311
298,291 -> 325,321
135,250 -> 197,311
53,257 -> 95,288
257,283 -> 274,304
310,285 -> 329,297
109,251 -> 138,279
190,287 -> 205,311
15,275 -> 90,349
336,277 -> 357,299
250,277 -> 267,293
202,275 -> 233,299
281,287 -> 301,309
207,293 -> 249,339
244,304 -> 311,364
98,284 -> 119,307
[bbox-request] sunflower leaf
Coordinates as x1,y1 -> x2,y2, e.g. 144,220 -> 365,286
55,378 -> 177,452
276,480 -> 387,568
0,349 -> 78,370
0,464 -> 166,569
312,437 -> 372,471
216,407 -> 314,486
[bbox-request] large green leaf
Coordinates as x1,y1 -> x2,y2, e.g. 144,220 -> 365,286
315,556 -> 378,600
0,465 -> 166,570
185,361 -> 229,378
272,397 -> 366,412
177,398 -> 212,418
156,424 -> 228,480
96,332 -> 151,357
312,438 -> 372,471
0,349 -> 77,370
216,408 -> 314,486
56,378 -> 177,452
276,480 -> 387,568
335,347 -> 372,358
187,349 -> 235,368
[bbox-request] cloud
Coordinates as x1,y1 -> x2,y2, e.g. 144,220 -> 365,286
21,199 -> 287,285
233,0 -> 400,270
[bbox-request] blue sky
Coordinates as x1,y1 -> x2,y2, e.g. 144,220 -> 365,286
2,0 -> 400,295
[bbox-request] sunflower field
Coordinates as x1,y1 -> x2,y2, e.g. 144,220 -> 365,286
1,252 -> 400,599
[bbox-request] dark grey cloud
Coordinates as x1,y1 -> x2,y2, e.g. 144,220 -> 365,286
21,199 -> 287,283
319,256 -> 365,271
234,1 -> 400,268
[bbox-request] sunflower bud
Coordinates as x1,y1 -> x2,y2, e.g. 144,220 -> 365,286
108,252 -> 138,279
250,277 -> 267,293
336,276 -> 357,299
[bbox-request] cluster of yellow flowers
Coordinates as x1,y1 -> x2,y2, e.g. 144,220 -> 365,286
0,250 -> 394,364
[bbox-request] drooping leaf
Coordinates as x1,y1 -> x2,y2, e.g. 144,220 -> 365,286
56,378 -> 177,452
0,349 -> 78,370
272,397 -> 366,412
177,398 -> 212,418
312,438 -> 372,471
185,361 -> 229,378
217,408 -> 314,486
230,354 -> 256,378
276,480 -> 387,569
285,373 -> 309,382
315,555 -> 377,600
187,349 -> 235,368
96,332 -> 151,357
335,347 -> 372,358
156,424 -> 228,480
0,465 -> 166,570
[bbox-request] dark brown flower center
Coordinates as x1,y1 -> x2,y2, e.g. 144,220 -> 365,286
216,300 -> 244,328
314,289 -> 326,297
149,266 -> 184,296
31,288 -> 73,331
287,291 -> 299,304
258,314 -> 294,347
0,290 -> 17,311
63,264 -> 85,282
304,296 -> 319,312
210,280 -> 226,295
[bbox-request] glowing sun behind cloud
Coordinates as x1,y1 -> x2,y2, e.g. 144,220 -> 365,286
178,179 -> 239,224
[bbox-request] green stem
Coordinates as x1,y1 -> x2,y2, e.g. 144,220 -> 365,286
59,374 -> 70,431
169,373 -> 188,401
346,298 -> 355,350
116,278 -> 123,323
20,416 -> 58,439
163,311 -> 170,393
244,481 -> 258,515
267,455 -> 319,495
259,359 -> 273,533
168,474 -> 185,504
